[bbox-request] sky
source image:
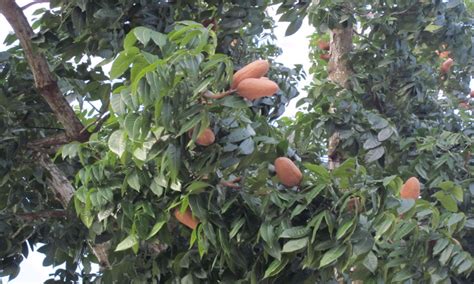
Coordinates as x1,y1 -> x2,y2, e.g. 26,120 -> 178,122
0,2 -> 313,283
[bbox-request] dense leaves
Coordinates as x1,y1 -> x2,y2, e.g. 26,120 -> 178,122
0,0 -> 473,283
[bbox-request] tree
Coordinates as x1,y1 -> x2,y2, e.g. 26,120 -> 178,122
0,0 -> 472,283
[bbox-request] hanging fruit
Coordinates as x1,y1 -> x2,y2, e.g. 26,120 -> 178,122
231,59 -> 270,89
174,208 -> 200,230
189,128 -> 215,146
274,157 -> 302,187
318,40 -> 330,50
440,58 -> 454,74
400,177 -> 421,200
236,78 -> 279,100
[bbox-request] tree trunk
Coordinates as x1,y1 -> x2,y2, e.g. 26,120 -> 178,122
0,1 -> 110,269
0,0 -> 87,142
327,24 -> 353,170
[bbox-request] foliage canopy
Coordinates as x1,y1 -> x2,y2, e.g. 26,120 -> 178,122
0,0 -> 473,283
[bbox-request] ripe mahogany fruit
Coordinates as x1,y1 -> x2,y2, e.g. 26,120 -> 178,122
231,60 -> 270,89
440,58 -> 454,74
189,128 -> 215,146
236,78 -> 279,100
320,53 -> 331,61
318,40 -> 330,51
174,208 -> 199,230
274,157 -> 302,187
400,177 -> 421,200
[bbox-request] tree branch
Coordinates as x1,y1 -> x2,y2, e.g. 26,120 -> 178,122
36,152 -> 111,269
15,210 -> 67,221
327,8 -> 353,171
0,0 -> 87,142
27,133 -> 70,149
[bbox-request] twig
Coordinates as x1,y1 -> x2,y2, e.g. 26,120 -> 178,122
220,177 -> 242,189
16,210 -> 67,221
24,126 -> 64,131
201,89 -> 235,100
80,113 -> 110,135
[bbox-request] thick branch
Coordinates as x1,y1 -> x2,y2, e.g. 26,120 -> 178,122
0,0 -> 87,141
27,133 -> 70,149
36,152 -> 111,269
328,21 -> 353,170
16,210 -> 67,221
36,153 -> 74,207
328,25 -> 353,88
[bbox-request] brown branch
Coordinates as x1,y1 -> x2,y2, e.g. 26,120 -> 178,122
27,133 -> 70,149
36,152 -> 111,269
36,152 -> 75,208
0,0 -> 87,142
15,210 -> 67,221
80,113 -> 110,135
327,7 -> 353,170
201,89 -> 235,99
220,177 -> 242,189
89,241 -> 112,270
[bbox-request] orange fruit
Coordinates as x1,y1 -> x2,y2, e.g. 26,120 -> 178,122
400,177 -> 421,200
174,208 -> 199,230
274,157 -> 302,187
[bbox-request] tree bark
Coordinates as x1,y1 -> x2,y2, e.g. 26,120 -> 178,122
0,0 -> 87,142
36,153 -> 111,269
327,24 -> 353,170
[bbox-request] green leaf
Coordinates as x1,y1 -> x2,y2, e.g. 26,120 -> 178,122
110,47 -> 139,79
319,245 -> 347,268
150,176 -> 165,197
229,218 -> 245,239
439,244 -> 454,266
108,130 -> 127,157
392,270 -> 414,282
365,146 -> 385,163
433,238 -> 449,255
123,30 -> 137,49
309,211 -> 325,243
146,221 -> 166,240
303,163 -> 330,183
285,17 -> 303,36
281,238 -> 308,253
279,227 -> 311,239
186,181 -> 211,194
239,138 -> 255,155
363,251 -> 378,273
447,213 -> 464,227
424,24 -> 442,32
451,186 -> 463,202
336,219 -> 354,240
434,191 -> 458,212
260,222 -> 274,244
397,199 -> 415,215
134,27 -> 152,46
363,136 -> 382,150
127,171 -> 140,191
392,221 -> 417,241
375,214 -> 394,239
377,127 -> 393,142
263,258 -> 289,279
115,234 -> 138,251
